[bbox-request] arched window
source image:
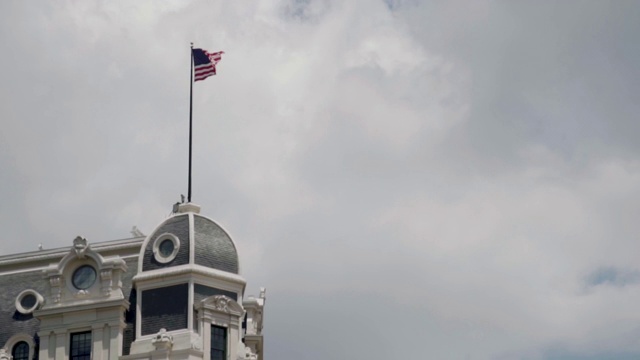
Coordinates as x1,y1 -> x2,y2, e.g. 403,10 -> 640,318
12,341 -> 29,360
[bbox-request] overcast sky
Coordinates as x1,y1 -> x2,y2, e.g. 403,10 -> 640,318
1,0 -> 640,359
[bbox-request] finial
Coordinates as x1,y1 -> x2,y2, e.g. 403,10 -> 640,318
131,226 -> 145,237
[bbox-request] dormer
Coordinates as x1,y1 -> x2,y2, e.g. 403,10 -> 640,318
42,236 -> 128,305
36,236 -> 130,360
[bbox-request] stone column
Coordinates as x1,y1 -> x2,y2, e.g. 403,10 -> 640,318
38,333 -> 50,360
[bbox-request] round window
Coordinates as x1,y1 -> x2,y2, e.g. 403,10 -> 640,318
20,294 -> 37,309
159,239 -> 175,257
72,265 -> 97,290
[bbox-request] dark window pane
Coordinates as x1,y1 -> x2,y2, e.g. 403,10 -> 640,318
211,325 -> 227,360
12,341 -> 29,360
140,284 -> 188,335
72,265 -> 97,290
159,239 -> 175,257
70,331 -> 91,360
20,294 -> 37,308
212,349 -> 225,360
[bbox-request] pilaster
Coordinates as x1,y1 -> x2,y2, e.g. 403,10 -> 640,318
54,330 -> 66,360
92,324 -> 104,360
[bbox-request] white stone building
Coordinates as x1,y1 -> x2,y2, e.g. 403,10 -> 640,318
0,203 -> 265,360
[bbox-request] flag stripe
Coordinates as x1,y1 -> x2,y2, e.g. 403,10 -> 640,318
194,66 -> 215,74
194,72 -> 215,81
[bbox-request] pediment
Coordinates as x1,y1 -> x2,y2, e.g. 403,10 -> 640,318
198,295 -> 244,315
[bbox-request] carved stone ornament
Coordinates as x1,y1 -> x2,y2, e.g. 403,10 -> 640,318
49,275 -> 62,303
0,348 -> 10,360
73,236 -> 89,258
74,289 -> 90,299
243,344 -> 258,360
100,269 -> 113,296
214,296 -> 230,312
197,295 -> 244,318
190,334 -> 202,350
151,328 -> 173,351
245,306 -> 263,336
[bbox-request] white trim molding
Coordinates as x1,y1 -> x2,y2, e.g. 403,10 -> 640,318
3,333 -> 35,360
152,232 -> 180,264
14,289 -> 44,315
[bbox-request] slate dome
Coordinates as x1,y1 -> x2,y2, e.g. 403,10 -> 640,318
140,204 -> 239,274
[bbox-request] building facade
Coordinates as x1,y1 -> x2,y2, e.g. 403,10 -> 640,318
0,203 -> 265,360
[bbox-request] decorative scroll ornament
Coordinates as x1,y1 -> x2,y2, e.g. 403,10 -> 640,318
72,236 -> 89,258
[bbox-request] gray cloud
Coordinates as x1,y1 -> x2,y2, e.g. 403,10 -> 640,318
1,0 -> 640,359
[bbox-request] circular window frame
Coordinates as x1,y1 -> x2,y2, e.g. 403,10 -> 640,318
71,264 -> 98,290
152,233 -> 180,264
15,290 -> 44,315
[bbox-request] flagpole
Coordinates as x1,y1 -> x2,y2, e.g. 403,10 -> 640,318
188,42 -> 194,203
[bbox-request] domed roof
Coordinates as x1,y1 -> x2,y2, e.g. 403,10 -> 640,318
139,204 -> 239,274
192,215 -> 239,273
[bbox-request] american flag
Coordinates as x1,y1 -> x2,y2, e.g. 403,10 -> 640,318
192,48 -> 224,82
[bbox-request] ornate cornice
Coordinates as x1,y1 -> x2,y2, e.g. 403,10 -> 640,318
0,237 -> 144,268
133,264 -> 246,285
